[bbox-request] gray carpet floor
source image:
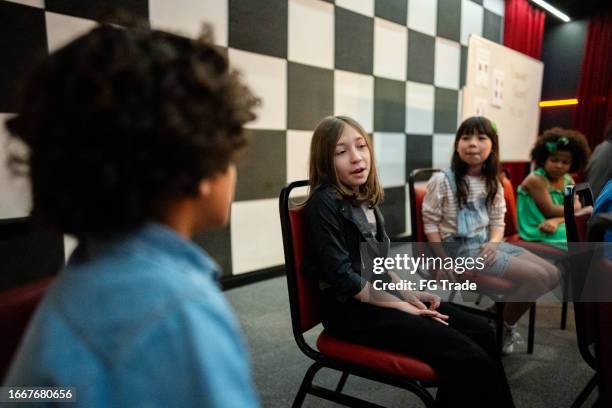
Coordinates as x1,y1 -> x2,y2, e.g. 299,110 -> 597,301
226,276 -> 599,407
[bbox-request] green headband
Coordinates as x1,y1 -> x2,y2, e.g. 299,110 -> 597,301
545,137 -> 569,153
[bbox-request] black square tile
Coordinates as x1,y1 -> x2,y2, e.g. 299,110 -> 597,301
46,0 -> 149,22
192,226 -> 232,277
406,134 -> 433,178
0,2 -> 47,112
235,130 -> 286,201
335,7 -> 373,75
380,186 -> 406,237
375,0 -> 407,26
434,88 -> 459,133
374,77 -> 405,132
460,45 -> 468,87
407,29 -> 435,84
437,0 -> 461,42
229,0 -> 287,58
288,62 -> 334,130
483,10 -> 502,44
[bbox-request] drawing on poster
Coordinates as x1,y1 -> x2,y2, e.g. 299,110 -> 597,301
474,97 -> 487,116
492,69 -> 505,108
475,48 -> 491,88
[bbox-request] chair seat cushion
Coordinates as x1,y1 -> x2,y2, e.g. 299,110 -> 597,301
316,330 -> 437,381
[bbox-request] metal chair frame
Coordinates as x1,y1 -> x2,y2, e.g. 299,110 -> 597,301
280,180 -> 437,408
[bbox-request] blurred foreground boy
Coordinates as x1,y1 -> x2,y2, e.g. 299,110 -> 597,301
3,21 -> 259,407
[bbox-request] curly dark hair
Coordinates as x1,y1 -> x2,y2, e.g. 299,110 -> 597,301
5,23 -> 258,239
451,116 -> 500,208
530,127 -> 591,173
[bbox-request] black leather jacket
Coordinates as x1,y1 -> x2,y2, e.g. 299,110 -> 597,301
302,185 -> 390,302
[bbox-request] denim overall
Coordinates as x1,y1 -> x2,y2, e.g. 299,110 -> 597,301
441,169 -> 523,276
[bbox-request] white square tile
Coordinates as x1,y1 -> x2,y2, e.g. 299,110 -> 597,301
335,0 -> 374,17
461,0 -> 484,46
407,0 -> 437,37
374,18 -> 407,81
373,132 -> 406,188
484,0 -> 505,16
433,134 -> 456,169
229,48 -> 287,130
286,130 -> 313,184
5,0 -> 43,8
289,0 -> 334,69
434,38 -> 460,90
45,12 -> 97,53
0,114 -> 31,219
149,0 -> 228,45
405,81 -> 434,134
231,198 -> 284,274
334,70 -> 374,133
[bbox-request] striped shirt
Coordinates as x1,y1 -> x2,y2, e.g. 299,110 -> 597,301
422,172 -> 506,239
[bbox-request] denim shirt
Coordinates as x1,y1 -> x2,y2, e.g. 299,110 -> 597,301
3,223 -> 259,408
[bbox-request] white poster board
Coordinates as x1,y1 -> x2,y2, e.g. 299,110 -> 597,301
462,35 -> 544,161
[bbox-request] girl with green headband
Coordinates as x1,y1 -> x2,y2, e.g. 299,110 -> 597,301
517,128 -> 591,248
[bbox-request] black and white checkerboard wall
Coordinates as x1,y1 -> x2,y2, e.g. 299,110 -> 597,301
0,0 -> 505,278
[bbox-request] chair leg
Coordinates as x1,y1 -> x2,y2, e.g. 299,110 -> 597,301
528,303 -> 536,354
571,373 -> 598,408
335,371 -> 349,393
496,303 -> 505,352
292,361 -> 324,408
561,301 -> 568,330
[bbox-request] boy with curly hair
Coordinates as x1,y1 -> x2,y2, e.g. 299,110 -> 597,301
517,127 -> 591,247
3,22 -> 259,407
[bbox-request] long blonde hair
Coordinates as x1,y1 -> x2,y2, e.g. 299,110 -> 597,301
308,115 -> 383,207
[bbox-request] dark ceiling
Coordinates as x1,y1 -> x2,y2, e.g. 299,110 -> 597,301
541,0 -> 610,21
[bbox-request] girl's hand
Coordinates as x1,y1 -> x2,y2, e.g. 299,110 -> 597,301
413,291 -> 441,310
397,302 -> 449,325
433,267 -> 457,283
479,242 -> 498,266
538,219 -> 560,234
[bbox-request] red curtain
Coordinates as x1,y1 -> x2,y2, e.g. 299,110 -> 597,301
504,0 -> 546,59
572,11 -> 612,148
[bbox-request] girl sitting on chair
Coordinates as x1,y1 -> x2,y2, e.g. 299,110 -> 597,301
302,115 -> 514,408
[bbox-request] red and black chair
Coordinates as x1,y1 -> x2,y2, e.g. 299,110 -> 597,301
565,207 -> 612,408
563,183 -> 599,408
0,216 -> 63,378
501,171 -> 570,330
280,180 -> 438,408
0,276 -> 55,379
408,168 -> 536,353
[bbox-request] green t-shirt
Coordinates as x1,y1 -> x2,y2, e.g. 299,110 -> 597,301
517,167 -> 573,248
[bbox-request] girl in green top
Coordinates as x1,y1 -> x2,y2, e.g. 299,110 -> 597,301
517,128 -> 591,247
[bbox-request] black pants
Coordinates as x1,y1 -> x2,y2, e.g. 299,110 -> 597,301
321,295 -> 515,408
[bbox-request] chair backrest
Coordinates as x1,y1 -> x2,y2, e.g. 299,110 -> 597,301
500,173 -> 519,238
501,161 -> 530,193
408,168 -> 441,242
0,276 -> 54,379
564,183 -> 594,243
279,180 -> 321,359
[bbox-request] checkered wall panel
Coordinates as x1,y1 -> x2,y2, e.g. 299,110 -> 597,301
0,0 -> 505,278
